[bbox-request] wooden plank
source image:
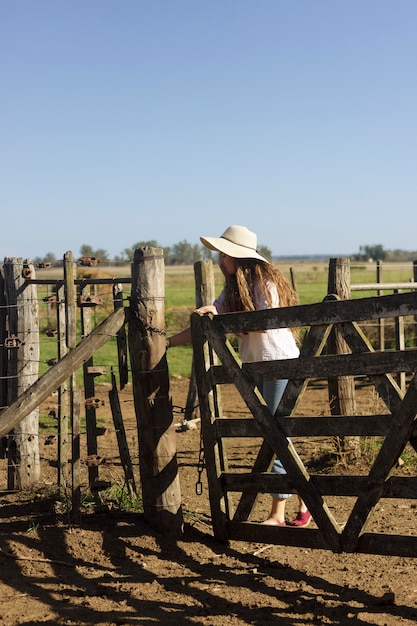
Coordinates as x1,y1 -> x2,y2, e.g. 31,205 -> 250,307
0,307 -> 126,438
63,252 -> 77,349
0,269 -> 7,455
109,370 -> 136,496
183,260 -> 216,422
215,414 -> 394,438
356,533 -> 417,558
113,283 -> 129,389
56,282 -> 70,488
71,389 -> 81,524
327,263 -> 357,463
64,252 -> 78,496
227,525 -> 417,556
227,522 -> 330,550
80,284 -> 98,487
222,473 -> 417,499
212,290 -> 417,334
191,311 -> 230,542
242,349 -> 417,381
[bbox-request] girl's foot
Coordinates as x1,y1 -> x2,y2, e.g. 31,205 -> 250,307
262,518 -> 286,526
290,510 -> 312,527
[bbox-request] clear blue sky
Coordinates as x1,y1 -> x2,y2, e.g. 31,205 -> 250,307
1,0 -> 416,261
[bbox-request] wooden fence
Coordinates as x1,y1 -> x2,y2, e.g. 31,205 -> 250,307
1,254 -> 417,554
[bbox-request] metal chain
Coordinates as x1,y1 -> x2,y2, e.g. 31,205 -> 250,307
196,429 -> 205,495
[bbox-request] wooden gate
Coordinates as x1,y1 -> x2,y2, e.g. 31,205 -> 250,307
191,291 -> 417,556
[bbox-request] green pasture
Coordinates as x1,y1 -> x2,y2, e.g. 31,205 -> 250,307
36,260 -> 417,383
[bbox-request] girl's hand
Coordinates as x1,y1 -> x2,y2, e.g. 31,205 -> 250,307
195,304 -> 218,315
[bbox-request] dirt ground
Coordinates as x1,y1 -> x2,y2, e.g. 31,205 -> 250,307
0,378 -> 416,626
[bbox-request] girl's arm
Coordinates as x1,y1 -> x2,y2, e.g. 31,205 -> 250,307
167,304 -> 218,348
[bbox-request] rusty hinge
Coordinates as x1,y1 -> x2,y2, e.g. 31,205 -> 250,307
85,454 -> 105,467
22,265 -> 32,279
77,294 -> 103,307
85,397 -> 105,409
4,334 -> 24,349
43,294 -> 58,303
78,256 -> 101,267
46,358 -> 58,366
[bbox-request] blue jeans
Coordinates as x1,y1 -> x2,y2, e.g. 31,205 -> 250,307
261,379 -> 293,500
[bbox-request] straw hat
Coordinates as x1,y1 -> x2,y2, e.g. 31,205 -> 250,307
200,225 -> 269,263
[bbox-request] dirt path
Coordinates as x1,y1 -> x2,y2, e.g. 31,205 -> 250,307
0,379 -> 416,626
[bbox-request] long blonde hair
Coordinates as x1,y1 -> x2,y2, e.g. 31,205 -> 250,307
221,258 -> 299,339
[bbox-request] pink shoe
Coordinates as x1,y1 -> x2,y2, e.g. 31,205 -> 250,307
290,511 -> 312,528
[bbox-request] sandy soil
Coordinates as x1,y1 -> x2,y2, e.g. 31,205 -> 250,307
0,378 -> 416,626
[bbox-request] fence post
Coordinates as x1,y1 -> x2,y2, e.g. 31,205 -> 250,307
413,261 -> 417,348
80,282 -> 99,487
56,280 -> 70,488
128,247 -> 183,537
327,257 -> 360,461
183,259 -> 216,422
113,283 -> 129,389
289,266 -> 298,294
3,257 -> 40,489
63,251 -> 78,518
0,269 -> 7,457
376,260 -> 385,350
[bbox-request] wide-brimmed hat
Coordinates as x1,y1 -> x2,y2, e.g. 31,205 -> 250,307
200,225 -> 269,263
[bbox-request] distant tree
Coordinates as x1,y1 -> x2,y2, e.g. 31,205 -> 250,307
131,240 -> 159,250
79,245 -> 109,261
44,252 -> 56,263
33,251 -> 57,265
258,244 -> 272,261
80,244 -> 94,257
353,245 -> 387,262
200,246 -> 213,261
121,241 -> 161,261
169,240 -> 201,265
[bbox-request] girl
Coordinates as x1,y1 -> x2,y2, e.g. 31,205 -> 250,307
168,225 -> 311,527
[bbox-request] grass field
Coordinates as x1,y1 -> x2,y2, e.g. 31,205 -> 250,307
34,259 -> 417,381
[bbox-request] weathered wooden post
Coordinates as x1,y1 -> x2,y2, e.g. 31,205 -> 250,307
376,260 -> 385,350
183,259 -> 216,421
0,269 -> 7,457
327,257 -> 360,461
56,279 -> 70,488
63,251 -> 79,518
128,247 -> 183,537
3,258 -> 40,489
80,282 -> 99,487
289,266 -> 297,294
413,261 -> 417,349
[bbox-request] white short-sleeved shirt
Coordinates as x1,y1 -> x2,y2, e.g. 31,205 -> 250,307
213,282 -> 300,364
